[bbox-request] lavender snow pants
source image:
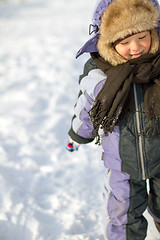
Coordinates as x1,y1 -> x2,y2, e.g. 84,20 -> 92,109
103,169 -> 160,240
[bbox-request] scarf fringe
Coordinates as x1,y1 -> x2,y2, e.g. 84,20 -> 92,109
90,101 -> 160,144
89,101 -> 123,144
126,113 -> 160,137
145,118 -> 160,138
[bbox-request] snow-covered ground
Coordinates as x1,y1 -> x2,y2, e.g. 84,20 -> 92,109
0,0 -> 159,239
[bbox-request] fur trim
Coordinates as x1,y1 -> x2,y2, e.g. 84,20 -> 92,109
97,0 -> 159,66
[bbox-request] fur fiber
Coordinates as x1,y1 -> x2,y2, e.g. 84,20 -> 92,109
97,0 -> 160,66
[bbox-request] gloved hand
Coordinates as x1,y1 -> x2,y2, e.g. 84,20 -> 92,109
66,137 -> 80,152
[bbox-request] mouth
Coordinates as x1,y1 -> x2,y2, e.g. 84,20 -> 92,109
130,52 -> 143,59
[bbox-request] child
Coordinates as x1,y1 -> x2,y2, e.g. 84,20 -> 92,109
67,0 -> 160,239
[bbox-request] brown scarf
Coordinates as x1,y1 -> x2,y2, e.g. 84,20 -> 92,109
90,52 -> 160,143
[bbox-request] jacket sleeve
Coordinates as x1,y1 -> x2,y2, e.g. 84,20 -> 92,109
68,58 -> 106,144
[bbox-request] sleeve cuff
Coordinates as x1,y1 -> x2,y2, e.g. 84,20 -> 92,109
68,128 -> 94,144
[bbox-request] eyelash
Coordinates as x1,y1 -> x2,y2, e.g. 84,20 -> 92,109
139,35 -> 146,39
121,42 -> 128,45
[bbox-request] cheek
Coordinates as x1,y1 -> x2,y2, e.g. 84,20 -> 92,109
144,42 -> 151,52
143,36 -> 151,52
115,45 -> 129,58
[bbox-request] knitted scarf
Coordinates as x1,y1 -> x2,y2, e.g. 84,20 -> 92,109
90,52 -> 160,143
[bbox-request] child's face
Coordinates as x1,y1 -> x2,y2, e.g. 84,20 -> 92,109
114,31 -> 151,60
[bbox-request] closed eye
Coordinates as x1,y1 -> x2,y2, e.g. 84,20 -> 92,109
120,41 -> 129,45
139,35 -> 146,40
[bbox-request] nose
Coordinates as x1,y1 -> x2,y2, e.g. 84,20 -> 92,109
130,40 -> 141,52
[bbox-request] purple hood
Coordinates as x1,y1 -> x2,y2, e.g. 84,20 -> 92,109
76,0 -> 160,58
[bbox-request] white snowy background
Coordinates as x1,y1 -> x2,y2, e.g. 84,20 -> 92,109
0,0 -> 159,239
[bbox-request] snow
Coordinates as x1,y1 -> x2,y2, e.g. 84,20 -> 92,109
0,0 -> 159,239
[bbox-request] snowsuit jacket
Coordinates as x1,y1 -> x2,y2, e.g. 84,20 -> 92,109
68,57 -> 160,180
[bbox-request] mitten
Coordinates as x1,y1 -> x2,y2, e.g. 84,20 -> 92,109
66,137 -> 80,152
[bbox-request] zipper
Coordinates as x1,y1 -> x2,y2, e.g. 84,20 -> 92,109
133,83 -> 146,180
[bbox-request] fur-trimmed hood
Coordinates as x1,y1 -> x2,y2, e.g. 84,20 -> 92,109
97,0 -> 160,66
76,0 -> 160,64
